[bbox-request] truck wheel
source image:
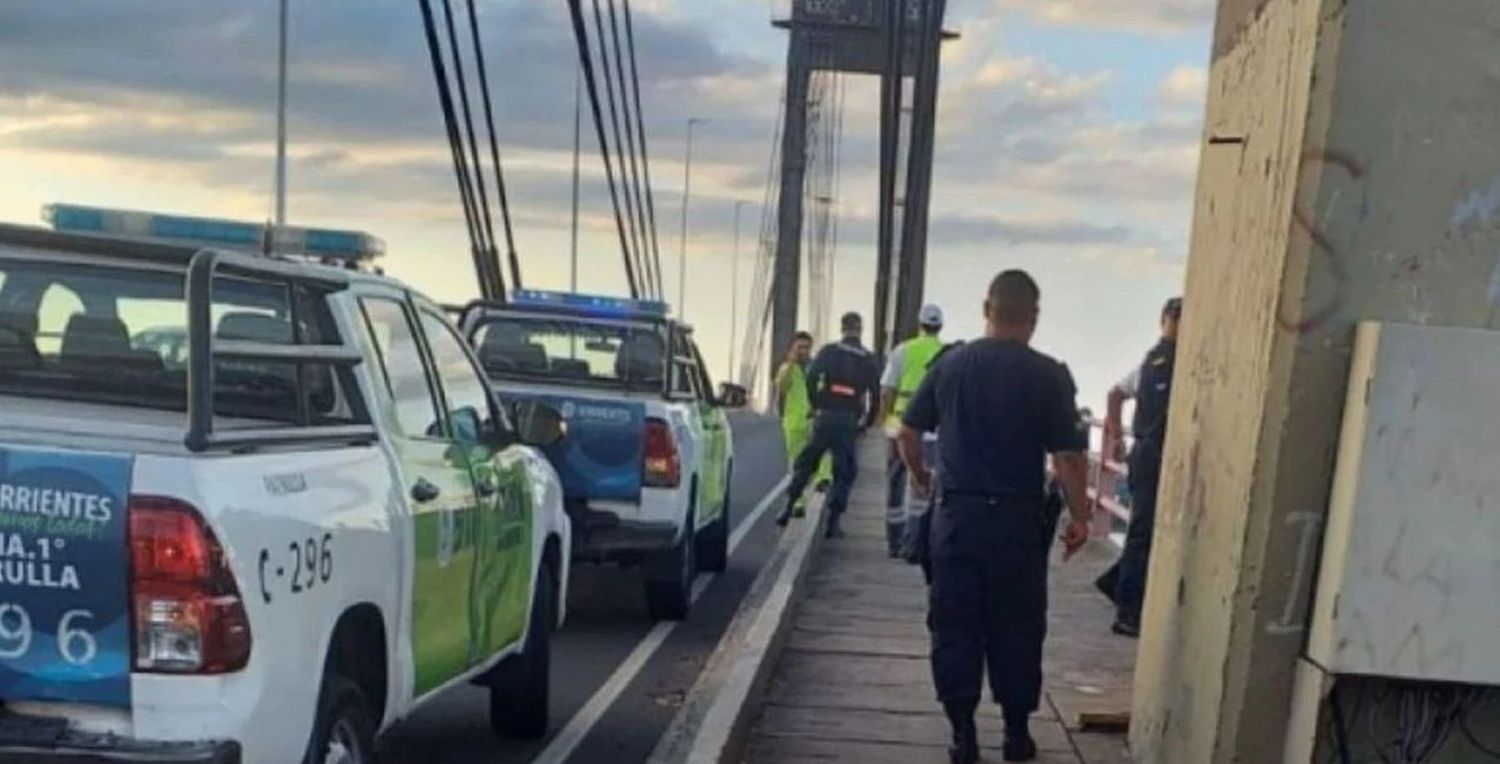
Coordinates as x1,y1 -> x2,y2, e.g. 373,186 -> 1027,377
490,562 -> 554,740
303,675 -> 377,764
695,479 -> 730,573
645,505 -> 695,621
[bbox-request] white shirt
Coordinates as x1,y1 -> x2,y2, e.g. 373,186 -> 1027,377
1114,366 -> 1140,399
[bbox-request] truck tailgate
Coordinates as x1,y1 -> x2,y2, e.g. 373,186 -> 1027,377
511,392 -> 646,501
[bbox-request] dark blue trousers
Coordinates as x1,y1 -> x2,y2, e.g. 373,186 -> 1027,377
1114,441 -> 1162,623
785,410 -> 859,519
928,495 -> 1051,719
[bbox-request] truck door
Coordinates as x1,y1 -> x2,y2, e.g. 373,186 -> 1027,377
358,297 -> 480,696
690,340 -> 730,524
415,307 -> 533,662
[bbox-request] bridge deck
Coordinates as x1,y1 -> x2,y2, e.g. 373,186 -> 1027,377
745,437 -> 1134,763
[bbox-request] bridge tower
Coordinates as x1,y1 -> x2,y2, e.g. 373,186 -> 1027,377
769,0 -> 953,365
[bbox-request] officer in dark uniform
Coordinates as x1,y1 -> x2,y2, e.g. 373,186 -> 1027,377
1099,296 -> 1181,637
898,270 -> 1092,763
776,311 -> 880,538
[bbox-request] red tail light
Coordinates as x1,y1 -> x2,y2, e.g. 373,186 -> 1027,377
129,496 -> 251,674
643,417 -> 681,488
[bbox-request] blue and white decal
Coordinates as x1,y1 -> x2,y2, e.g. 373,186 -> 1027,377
519,394 -> 646,501
0,447 -> 133,707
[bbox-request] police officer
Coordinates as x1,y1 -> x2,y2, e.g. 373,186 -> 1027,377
899,270 -> 1092,763
776,311 -> 879,538
1099,296 -> 1181,637
775,331 -> 833,518
877,304 -> 946,556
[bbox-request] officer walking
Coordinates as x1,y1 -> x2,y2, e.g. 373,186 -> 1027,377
1098,296 -> 1181,637
898,270 -> 1092,763
774,331 -> 833,519
776,312 -> 879,538
876,303 -> 946,557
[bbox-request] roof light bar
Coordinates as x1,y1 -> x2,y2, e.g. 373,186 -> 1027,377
43,203 -> 385,261
511,289 -> 669,318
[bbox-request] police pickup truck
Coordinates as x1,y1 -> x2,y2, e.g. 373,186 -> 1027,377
460,291 -> 746,620
0,207 -> 573,763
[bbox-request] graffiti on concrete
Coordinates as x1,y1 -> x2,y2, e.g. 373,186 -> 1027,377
1278,148 -> 1367,334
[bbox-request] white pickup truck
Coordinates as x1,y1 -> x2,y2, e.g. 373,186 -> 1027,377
460,291 -> 747,620
0,216 -> 572,764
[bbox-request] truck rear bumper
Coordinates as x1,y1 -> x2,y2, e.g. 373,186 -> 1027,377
570,504 -> 680,560
0,715 -> 239,764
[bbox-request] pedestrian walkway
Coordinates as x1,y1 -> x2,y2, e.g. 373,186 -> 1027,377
744,436 -> 1135,763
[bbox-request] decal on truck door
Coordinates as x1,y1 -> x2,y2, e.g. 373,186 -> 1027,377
0,447 -> 132,707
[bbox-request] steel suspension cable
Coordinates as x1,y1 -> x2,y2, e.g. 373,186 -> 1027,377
565,0 -> 641,298
417,0 -> 499,300
438,0 -> 506,298
462,0 -> 523,291
606,0 -> 658,300
620,0 -> 665,301
590,0 -> 649,300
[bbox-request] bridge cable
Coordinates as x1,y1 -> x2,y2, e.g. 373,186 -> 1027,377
417,0 -> 503,300
591,0 -> 651,300
565,0 -> 642,298
438,0 -> 507,299
462,0 -> 524,291
620,0 -> 666,301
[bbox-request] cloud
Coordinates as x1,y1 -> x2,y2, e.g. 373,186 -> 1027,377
1158,65 -> 1208,107
992,0 -> 1214,35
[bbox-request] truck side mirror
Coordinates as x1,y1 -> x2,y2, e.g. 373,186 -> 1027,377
717,383 -> 748,409
512,400 -> 566,446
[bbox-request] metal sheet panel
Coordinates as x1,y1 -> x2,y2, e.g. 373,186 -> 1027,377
1306,321 -> 1500,684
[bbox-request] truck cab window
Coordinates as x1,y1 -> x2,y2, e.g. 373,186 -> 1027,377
419,310 -> 493,444
360,298 -> 443,440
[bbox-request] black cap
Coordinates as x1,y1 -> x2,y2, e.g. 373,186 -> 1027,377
840,311 -> 862,331
1163,297 -> 1183,318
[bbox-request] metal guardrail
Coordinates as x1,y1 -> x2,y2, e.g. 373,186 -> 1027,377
1085,418 -> 1132,543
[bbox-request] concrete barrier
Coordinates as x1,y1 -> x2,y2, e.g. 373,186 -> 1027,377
647,490 -> 828,763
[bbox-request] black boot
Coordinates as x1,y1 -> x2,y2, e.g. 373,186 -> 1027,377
945,709 -> 979,764
774,502 -> 794,527
886,522 -> 905,557
824,512 -> 844,539
1003,712 -> 1037,762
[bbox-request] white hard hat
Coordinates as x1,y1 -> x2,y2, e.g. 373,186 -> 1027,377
919,303 -> 944,327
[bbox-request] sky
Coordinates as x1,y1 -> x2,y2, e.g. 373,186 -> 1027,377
0,0 -> 1214,409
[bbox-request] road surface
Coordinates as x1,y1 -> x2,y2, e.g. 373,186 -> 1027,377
379,411 -> 788,763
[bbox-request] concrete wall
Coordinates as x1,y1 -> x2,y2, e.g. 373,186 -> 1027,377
1133,0 -> 1500,761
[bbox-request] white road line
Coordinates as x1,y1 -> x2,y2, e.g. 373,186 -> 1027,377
530,475 -> 790,764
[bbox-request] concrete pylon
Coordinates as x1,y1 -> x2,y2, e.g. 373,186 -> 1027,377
1132,1 -> 1500,761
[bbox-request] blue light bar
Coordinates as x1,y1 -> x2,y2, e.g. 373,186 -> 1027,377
511,289 -> 670,318
42,203 -> 385,261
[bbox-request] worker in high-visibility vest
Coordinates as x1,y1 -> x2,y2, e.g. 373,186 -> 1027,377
876,304 -> 945,557
775,331 -> 833,517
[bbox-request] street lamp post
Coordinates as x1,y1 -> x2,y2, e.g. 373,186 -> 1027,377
678,117 -> 704,317
729,200 -> 750,380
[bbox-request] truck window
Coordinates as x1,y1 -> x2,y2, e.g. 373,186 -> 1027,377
360,298 -> 443,440
419,310 -> 493,443
0,257 -> 353,423
471,315 -> 665,391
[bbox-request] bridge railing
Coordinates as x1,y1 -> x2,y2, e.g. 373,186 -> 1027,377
1085,418 -> 1131,547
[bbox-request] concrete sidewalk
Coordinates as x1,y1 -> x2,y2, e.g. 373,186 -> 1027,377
743,437 -> 1135,763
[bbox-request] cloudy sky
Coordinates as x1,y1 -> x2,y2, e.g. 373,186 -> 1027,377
0,0 -> 1213,406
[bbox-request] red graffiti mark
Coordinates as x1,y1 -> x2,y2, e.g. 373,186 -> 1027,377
1278,148 -> 1368,333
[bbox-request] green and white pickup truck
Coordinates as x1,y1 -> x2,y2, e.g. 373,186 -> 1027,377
0,210 -> 572,764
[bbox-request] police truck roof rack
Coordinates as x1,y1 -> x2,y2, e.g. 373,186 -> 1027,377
0,220 -> 377,454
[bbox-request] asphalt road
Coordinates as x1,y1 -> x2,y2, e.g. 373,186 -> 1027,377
379,411 -> 789,764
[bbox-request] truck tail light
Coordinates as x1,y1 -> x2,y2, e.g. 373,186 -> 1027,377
129,496 -> 251,674
643,418 -> 681,488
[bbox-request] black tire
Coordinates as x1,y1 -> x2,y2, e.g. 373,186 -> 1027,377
302,675 -> 377,764
490,561 -> 554,740
645,501 -> 695,621
695,475 -> 730,574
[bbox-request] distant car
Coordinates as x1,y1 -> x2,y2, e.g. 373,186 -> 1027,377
461,290 -> 748,621
0,217 -> 572,763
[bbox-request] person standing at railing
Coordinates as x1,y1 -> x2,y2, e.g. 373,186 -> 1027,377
876,303 -> 946,557
774,331 -> 833,519
899,270 -> 1092,764
1099,296 -> 1182,638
